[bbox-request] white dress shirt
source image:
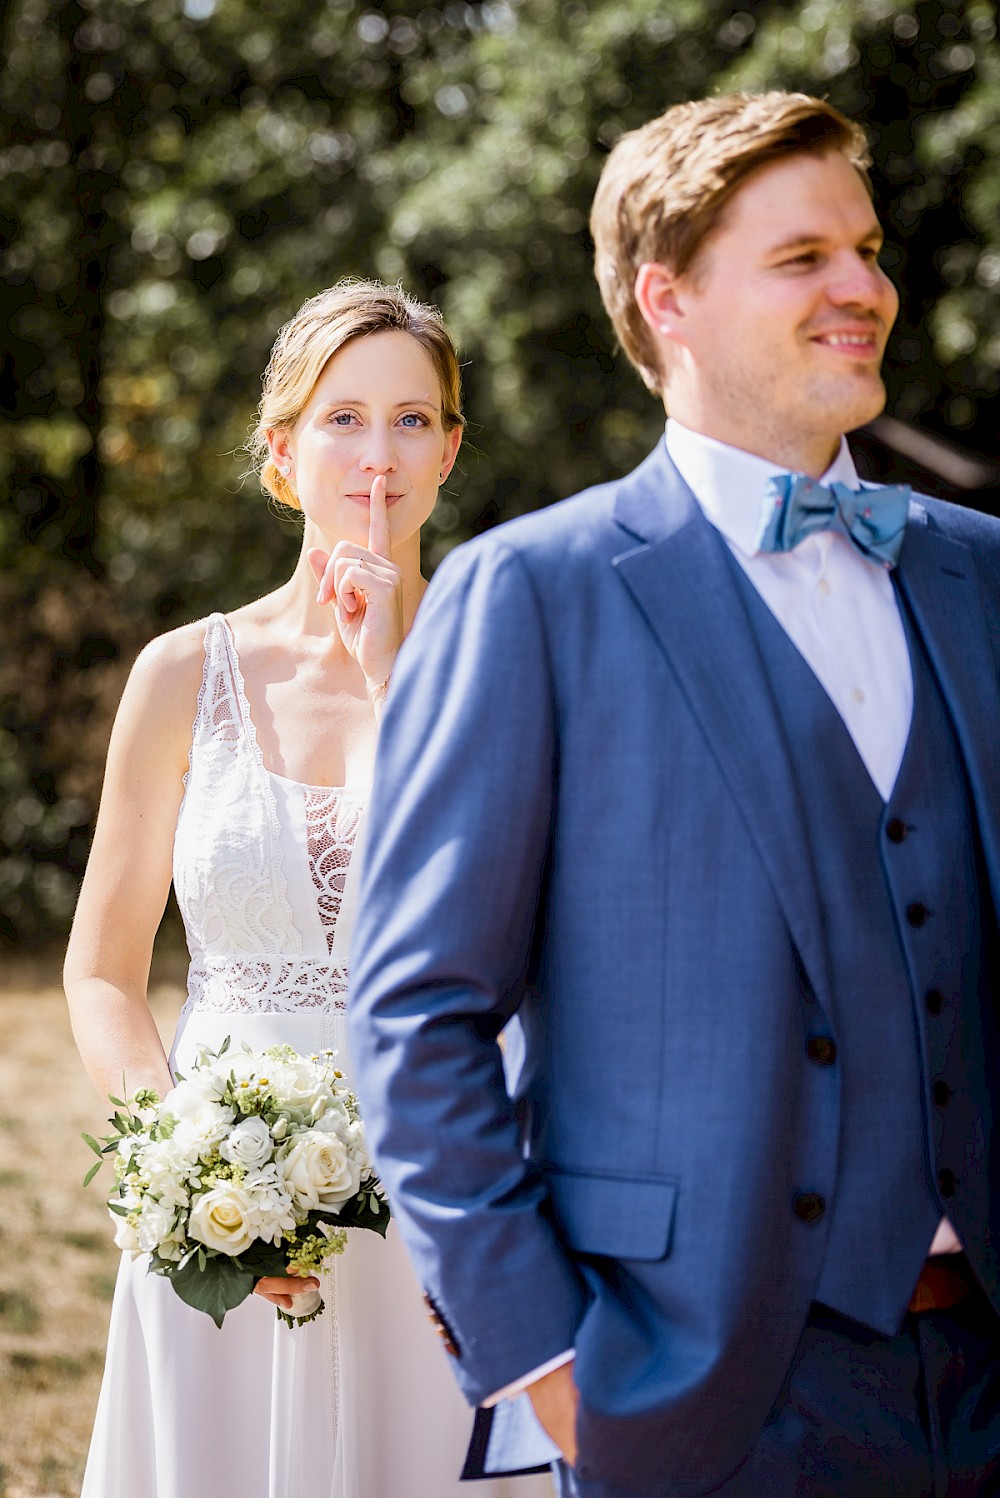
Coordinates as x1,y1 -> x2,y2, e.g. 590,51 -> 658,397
487,421 -> 959,1409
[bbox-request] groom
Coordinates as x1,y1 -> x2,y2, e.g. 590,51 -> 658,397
348,92 -> 1000,1495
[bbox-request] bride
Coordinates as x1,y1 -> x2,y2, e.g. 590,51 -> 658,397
65,279 -> 556,1497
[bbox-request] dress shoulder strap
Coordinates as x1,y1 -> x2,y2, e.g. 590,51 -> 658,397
190,612 -> 245,753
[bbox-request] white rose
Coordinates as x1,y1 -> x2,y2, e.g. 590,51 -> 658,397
267,1058 -> 328,1113
136,1197 -> 175,1255
188,1185 -> 256,1255
316,1112 -> 369,1169
281,1129 -> 361,1213
219,1116 -> 274,1169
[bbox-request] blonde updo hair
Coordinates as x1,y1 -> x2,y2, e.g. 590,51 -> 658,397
248,278 -> 464,511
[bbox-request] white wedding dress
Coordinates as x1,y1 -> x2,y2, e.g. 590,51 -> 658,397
82,614 -> 555,1498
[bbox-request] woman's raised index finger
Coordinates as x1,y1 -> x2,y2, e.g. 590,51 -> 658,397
368,474 -> 392,559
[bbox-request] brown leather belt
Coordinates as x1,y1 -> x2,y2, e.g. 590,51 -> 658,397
908,1254 -> 976,1314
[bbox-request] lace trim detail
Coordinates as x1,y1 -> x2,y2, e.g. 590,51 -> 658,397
181,955 -> 348,1016
305,789 -> 365,957
214,616 -> 299,952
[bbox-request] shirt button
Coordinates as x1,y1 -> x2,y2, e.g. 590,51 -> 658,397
938,1167 -> 957,1199
793,1192 -> 826,1223
933,1080 -> 952,1107
817,578 -> 831,596
886,818 -> 907,844
907,902 -> 929,927
852,687 -> 866,704
925,989 -> 945,1015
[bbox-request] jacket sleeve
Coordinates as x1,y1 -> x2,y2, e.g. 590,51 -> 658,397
347,536 -> 586,1404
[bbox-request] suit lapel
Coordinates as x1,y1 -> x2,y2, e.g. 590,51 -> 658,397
612,444 -> 834,1011
895,506 -> 1000,904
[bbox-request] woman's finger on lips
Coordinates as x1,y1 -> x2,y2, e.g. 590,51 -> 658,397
368,474 -> 392,561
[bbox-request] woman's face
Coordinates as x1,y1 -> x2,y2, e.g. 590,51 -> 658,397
270,329 -> 461,549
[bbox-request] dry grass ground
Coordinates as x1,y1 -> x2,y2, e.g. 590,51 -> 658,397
0,953 -> 185,1498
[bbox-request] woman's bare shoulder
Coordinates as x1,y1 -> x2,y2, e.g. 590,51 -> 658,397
131,615 -> 213,683
116,617 -> 214,741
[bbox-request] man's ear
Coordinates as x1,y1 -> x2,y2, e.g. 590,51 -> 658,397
635,262 -> 687,345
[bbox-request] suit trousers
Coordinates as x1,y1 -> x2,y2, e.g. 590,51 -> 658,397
556,1281 -> 1000,1498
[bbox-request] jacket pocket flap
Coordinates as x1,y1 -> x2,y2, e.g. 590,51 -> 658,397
546,1170 -> 678,1261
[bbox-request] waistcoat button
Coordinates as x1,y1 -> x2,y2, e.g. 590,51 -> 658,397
806,1036 -> 837,1066
933,1080 -> 952,1107
907,902 -> 929,927
938,1167 -> 957,1198
925,989 -> 945,1015
792,1192 -> 826,1223
886,818 -> 907,843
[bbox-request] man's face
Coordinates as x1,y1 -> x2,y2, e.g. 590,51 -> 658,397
665,149 -> 899,471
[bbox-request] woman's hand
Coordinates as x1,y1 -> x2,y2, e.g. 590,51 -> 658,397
253,1271 -> 321,1312
308,475 -> 403,695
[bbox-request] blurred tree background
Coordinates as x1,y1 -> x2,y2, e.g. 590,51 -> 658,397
1,0 -> 998,946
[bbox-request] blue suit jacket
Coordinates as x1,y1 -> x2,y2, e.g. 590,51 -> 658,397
348,441 -> 1000,1494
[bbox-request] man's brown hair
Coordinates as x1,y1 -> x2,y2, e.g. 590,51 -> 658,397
590,92 -> 873,393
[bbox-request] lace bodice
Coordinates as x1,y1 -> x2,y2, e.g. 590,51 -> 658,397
173,615 -> 366,1015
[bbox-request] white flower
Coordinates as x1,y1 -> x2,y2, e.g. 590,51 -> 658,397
110,1185 -> 142,1255
188,1185 -> 256,1255
164,1083 -> 234,1155
280,1128 -> 362,1213
167,1080 -> 231,1122
155,1233 -> 187,1263
113,1214 -> 141,1255
242,1164 -> 298,1242
140,1137 -> 198,1207
266,1056 -> 330,1114
136,1197 -> 176,1255
219,1115 -> 274,1170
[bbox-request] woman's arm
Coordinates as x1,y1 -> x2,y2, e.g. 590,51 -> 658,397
64,625 -> 205,1105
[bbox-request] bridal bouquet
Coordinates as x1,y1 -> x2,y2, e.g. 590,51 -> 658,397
84,1040 -> 389,1327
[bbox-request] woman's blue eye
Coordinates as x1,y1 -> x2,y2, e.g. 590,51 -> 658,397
400,413 -> 426,428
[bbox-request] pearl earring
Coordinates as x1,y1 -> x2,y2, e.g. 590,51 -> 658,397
278,463 -> 291,477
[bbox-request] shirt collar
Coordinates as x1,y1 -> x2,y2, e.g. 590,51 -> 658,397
665,418 -> 861,557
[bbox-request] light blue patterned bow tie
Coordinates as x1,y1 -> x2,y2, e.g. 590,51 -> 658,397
758,473 -> 911,568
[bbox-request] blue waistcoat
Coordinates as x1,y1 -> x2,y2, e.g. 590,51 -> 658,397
736,564 -> 998,1334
